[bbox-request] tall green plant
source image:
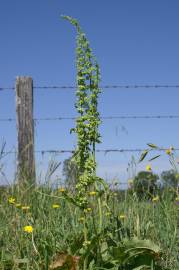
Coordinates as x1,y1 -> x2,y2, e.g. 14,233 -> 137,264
62,15 -> 102,207
62,15 -> 103,269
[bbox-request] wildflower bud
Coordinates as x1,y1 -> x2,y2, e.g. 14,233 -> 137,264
21,206 -> 30,210
52,204 -> 60,209
152,196 -> 159,202
83,241 -> 91,246
78,217 -> 85,223
59,188 -> 65,193
89,191 -> 96,196
146,164 -> 152,171
119,214 -> 126,219
84,207 -> 92,213
128,179 -> 133,185
165,149 -> 172,155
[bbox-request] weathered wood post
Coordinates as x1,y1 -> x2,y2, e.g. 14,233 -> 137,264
16,77 -> 36,188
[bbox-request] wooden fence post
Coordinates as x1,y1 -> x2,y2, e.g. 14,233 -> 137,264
16,77 -> 36,187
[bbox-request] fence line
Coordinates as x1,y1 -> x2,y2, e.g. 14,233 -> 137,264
1,77 -> 179,186
1,115 -> 179,122
1,84 -> 179,91
3,148 -> 179,155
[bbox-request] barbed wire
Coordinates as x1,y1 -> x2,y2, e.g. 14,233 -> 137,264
1,84 -> 179,91
34,84 -> 179,90
0,87 -> 15,91
1,115 -> 179,122
3,148 -> 179,155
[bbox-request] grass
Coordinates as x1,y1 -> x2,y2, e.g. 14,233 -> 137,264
0,184 -> 178,269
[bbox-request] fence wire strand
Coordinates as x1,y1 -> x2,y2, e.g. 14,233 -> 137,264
1,115 -> 179,122
1,84 -> 179,91
3,148 -> 179,155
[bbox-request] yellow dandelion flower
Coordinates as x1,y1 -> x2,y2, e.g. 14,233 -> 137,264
146,164 -> 152,171
23,225 -> 33,233
21,206 -> 30,210
58,188 -> 65,193
15,203 -> 21,208
119,214 -> 126,219
152,196 -> 159,202
52,204 -> 60,208
8,197 -> 15,204
165,149 -> 172,155
89,191 -> 96,196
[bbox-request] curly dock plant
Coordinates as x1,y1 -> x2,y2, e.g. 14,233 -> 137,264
62,15 -> 104,258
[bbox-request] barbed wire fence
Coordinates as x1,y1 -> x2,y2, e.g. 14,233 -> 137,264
1,79 -> 179,185
1,84 -> 179,91
1,114 -> 179,122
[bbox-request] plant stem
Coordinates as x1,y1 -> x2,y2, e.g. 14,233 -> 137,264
83,215 -> 88,270
93,142 -> 102,233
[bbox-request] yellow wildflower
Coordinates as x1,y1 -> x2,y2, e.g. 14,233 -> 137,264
165,149 -> 172,155
166,146 -> 174,155
84,207 -> 92,213
146,164 -> 152,171
52,204 -> 60,209
89,191 -> 97,196
8,197 -> 15,204
21,206 -> 30,210
119,214 -> 126,219
152,196 -> 159,202
58,188 -> 65,193
15,203 -> 21,208
23,225 -> 33,233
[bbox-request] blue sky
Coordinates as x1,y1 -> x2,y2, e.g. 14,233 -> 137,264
1,0 -> 179,185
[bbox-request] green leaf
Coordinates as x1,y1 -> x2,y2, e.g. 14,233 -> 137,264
133,266 -> 150,270
139,150 -> 149,162
70,128 -> 75,134
96,177 -> 109,191
147,143 -> 158,149
14,258 -> 29,264
124,238 -> 161,254
148,155 -> 161,161
110,238 -> 162,269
